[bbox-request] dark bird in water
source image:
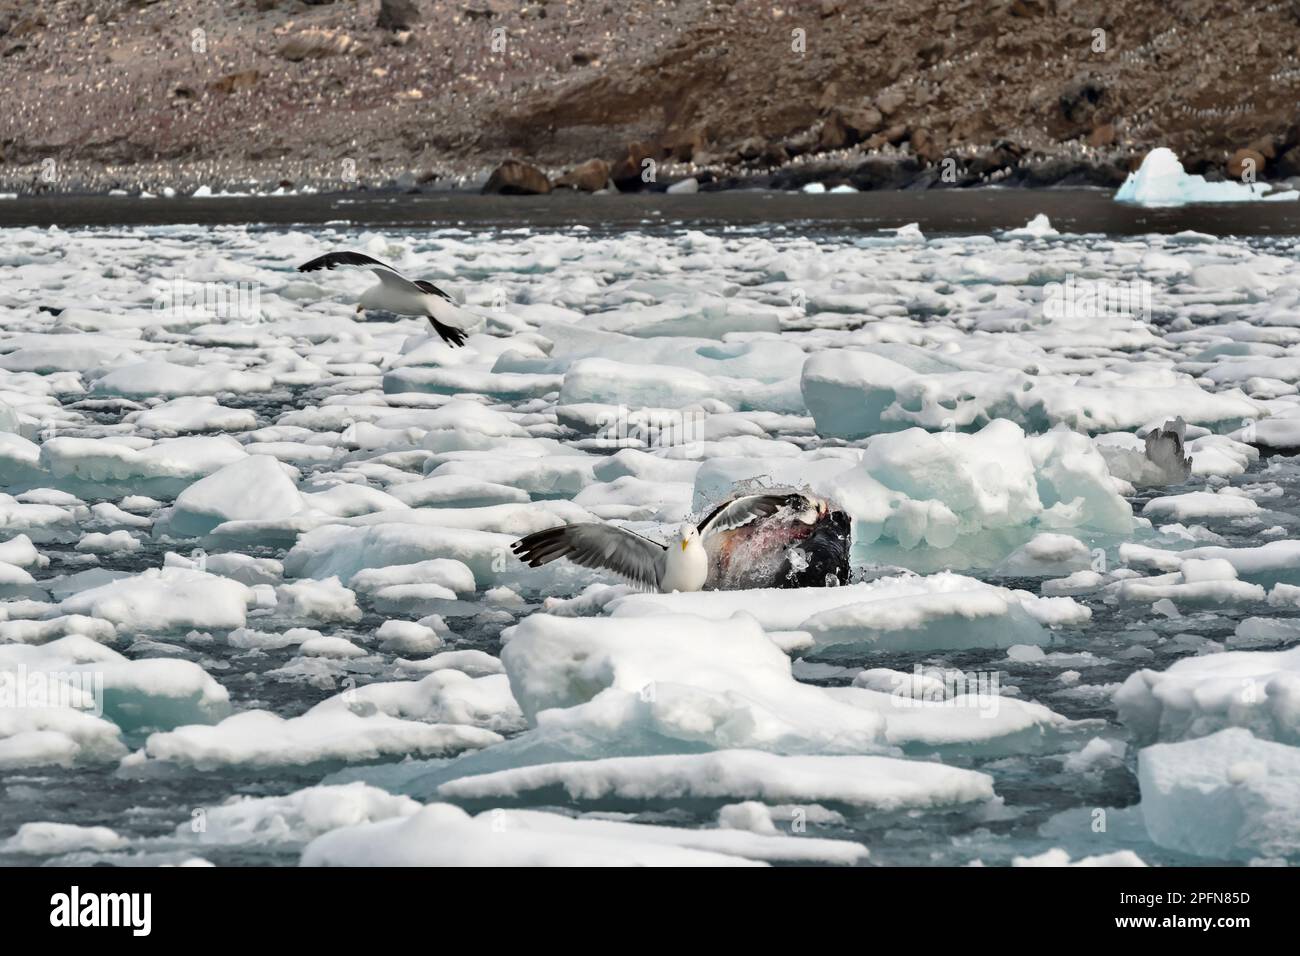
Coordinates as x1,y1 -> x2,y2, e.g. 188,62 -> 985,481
1143,416 -> 1192,485
512,490 -> 852,592
297,250 -> 471,347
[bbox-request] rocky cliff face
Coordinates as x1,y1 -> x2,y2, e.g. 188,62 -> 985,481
2,0 -> 1298,193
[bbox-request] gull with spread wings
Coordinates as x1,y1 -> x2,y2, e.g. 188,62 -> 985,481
511,492 -> 828,593
297,251 -> 472,347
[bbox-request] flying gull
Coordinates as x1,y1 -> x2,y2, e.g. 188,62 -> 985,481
511,492 -> 845,593
297,251 -> 471,347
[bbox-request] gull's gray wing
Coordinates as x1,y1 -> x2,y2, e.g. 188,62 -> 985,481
512,523 -> 666,591
697,493 -> 805,537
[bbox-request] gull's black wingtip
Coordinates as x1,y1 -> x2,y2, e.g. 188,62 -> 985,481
298,251 -> 386,274
429,317 -> 468,348
512,526 -> 569,567
297,254 -> 332,274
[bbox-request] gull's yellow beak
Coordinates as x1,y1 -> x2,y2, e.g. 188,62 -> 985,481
680,540 -> 689,551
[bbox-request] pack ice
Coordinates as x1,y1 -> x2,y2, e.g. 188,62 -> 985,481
3,214 -> 1300,866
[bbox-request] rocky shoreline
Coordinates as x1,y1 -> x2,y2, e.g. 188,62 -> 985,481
8,144 -> 1299,200
4,1 -> 1300,199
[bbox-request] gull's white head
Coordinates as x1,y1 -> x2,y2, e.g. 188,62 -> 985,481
676,524 -> 702,551
661,524 -> 708,593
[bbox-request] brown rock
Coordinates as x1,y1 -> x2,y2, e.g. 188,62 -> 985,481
377,0 -> 421,31
875,89 -> 907,117
818,113 -> 848,151
1058,79 -> 1106,125
1008,0 -> 1046,15
279,30 -> 354,62
663,127 -> 706,162
1227,148 -> 1266,179
610,142 -> 660,188
728,138 -> 785,166
841,106 -> 884,139
1087,123 -> 1116,148
1183,153 -> 1221,178
817,82 -> 841,112
208,70 -> 261,95
7,15 -> 47,40
554,158 -> 611,192
910,129 -> 943,164
783,127 -> 820,157
482,159 -> 551,195
1248,134 -> 1277,160
763,143 -> 790,166
1276,145 -> 1300,179
691,148 -> 728,168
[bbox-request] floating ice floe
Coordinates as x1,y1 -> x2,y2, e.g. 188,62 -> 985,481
1121,539 -> 1300,588
1137,727 -> 1300,860
37,435 -> 250,499
1116,643 -> 1300,745
1114,147 -> 1299,206
125,396 -> 257,436
993,532 -> 1094,577
434,750 -> 994,813
0,636 -> 230,733
284,521 -> 515,584
311,669 -> 524,734
300,802 -> 861,867
1110,556 -> 1266,607
1141,490 -> 1259,521
801,345 -> 1263,438
1005,214 -> 1059,238
1,822 -> 128,856
59,567 -> 255,633
1012,848 -> 1146,867
90,361 -> 275,399
173,783 -> 421,848
448,609 -> 1077,766
395,648 -> 504,677
605,574 -> 1087,655
124,704 -> 502,772
162,550 -> 283,587
500,611 -> 888,753
583,296 -> 781,339
824,420 -> 1134,570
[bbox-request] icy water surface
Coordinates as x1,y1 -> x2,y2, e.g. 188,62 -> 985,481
2,207 -> 1300,866
8,187 -> 1300,236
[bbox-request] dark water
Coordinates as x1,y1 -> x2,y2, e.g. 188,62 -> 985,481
6,188 -> 1300,237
